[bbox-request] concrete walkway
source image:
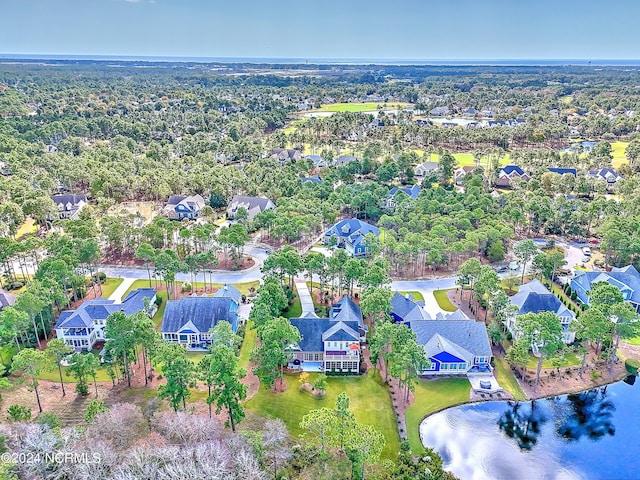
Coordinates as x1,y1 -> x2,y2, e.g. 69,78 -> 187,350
108,278 -> 136,303
295,279 -> 317,317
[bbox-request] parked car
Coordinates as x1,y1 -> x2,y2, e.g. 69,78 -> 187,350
582,246 -> 591,256
508,261 -> 520,270
582,255 -> 591,263
493,265 -> 508,273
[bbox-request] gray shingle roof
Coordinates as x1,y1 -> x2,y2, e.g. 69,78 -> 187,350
510,280 -> 574,318
411,320 -> 492,359
161,297 -> 238,334
0,289 -> 16,310
55,288 -> 156,329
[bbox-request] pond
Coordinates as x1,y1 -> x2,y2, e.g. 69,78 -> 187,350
420,376 -> 639,480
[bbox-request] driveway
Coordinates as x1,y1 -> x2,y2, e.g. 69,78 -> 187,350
391,278 -> 459,317
108,278 -> 136,303
295,279 -> 316,317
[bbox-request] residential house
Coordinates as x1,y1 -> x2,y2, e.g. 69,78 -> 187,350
587,168 -> 622,186
160,296 -> 239,350
548,167 -> 577,177
55,288 -> 156,351
411,320 -> 493,375
334,155 -> 358,167
288,295 -> 367,373
505,279 -> 576,344
386,184 -> 421,209
454,166 -> 480,185
305,155 -> 332,168
213,283 -> 243,306
0,289 -> 16,311
414,161 -> 439,177
301,175 -> 323,185
226,195 -> 275,221
50,194 -> 88,220
390,292 -> 469,327
462,107 -> 478,117
429,106 -> 449,116
271,148 -> 302,165
163,194 -> 206,220
571,265 -> 640,311
495,165 -> 530,188
324,218 -> 380,257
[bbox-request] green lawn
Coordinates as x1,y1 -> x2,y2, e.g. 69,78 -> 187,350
283,296 -> 302,318
405,378 -> 471,453
526,352 -> 581,369
625,337 -> 640,346
121,279 -> 260,300
238,321 -> 256,370
399,291 -> 424,302
611,141 -> 629,168
425,152 -> 512,168
316,102 -> 408,113
432,290 -> 457,312
15,218 -> 36,239
493,356 -> 527,401
245,370 -> 400,460
186,351 -> 207,365
39,352 -> 114,383
96,278 -> 124,300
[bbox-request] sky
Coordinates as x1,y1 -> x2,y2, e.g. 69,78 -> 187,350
0,0 -> 639,60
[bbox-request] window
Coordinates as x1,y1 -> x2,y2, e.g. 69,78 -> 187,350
442,364 -> 448,370
450,364 -> 457,370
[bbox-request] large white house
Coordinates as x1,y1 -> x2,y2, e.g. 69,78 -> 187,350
55,288 -> 156,351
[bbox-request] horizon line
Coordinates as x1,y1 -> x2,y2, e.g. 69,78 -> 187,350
2,53 -> 640,66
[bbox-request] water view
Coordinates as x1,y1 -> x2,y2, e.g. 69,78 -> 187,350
420,377 -> 639,480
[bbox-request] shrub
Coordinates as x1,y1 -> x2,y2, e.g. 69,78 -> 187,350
625,358 -> 640,375
76,380 -> 89,396
85,399 -> 109,422
37,412 -> 62,430
92,272 -> 107,283
154,296 -> 163,306
570,291 -> 578,301
8,281 -> 24,290
7,404 -> 31,422
181,282 -> 192,293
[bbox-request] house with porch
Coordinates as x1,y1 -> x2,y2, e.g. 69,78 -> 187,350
163,194 -> 206,220
505,279 -> 576,344
324,218 -> 380,257
411,320 -> 493,375
50,194 -> 88,220
226,195 -> 275,221
414,161 -> 439,177
587,168 -> 622,187
570,265 -> 640,311
160,296 -> 239,350
288,295 -> 367,373
55,288 -> 156,351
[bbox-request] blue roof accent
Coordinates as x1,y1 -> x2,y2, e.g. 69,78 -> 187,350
548,167 -> 577,177
180,329 -> 196,334
161,297 -> 238,334
213,284 -> 242,306
509,280 -> 574,319
433,351 -> 465,363
570,266 -> 640,305
302,175 -> 323,185
501,165 -> 525,176
55,289 -> 156,329
411,320 -> 492,359
330,295 -> 366,331
389,184 -> 421,199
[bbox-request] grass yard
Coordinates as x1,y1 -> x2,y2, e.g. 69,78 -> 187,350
39,353 -> 114,383
526,352 -> 581,369
316,102 -> 408,113
186,351 -> 207,365
121,279 -> 260,300
15,218 -> 36,239
625,337 -> 640,346
425,152 -> 512,168
245,370 -> 400,460
405,378 -> 471,453
611,141 -> 629,168
95,278 -> 124,300
238,321 -> 256,370
433,289 -> 457,312
493,356 -> 527,401
399,291 -> 424,302
283,296 -> 302,318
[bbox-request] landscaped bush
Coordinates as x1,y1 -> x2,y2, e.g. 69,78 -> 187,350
91,272 -> 107,283
7,281 -> 24,290
181,282 -> 192,293
7,405 -> 31,422
570,291 -> 578,301
37,412 -> 62,430
625,358 -> 640,375
154,296 -> 162,306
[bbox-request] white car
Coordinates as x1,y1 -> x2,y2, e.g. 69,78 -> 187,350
582,246 -> 591,256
